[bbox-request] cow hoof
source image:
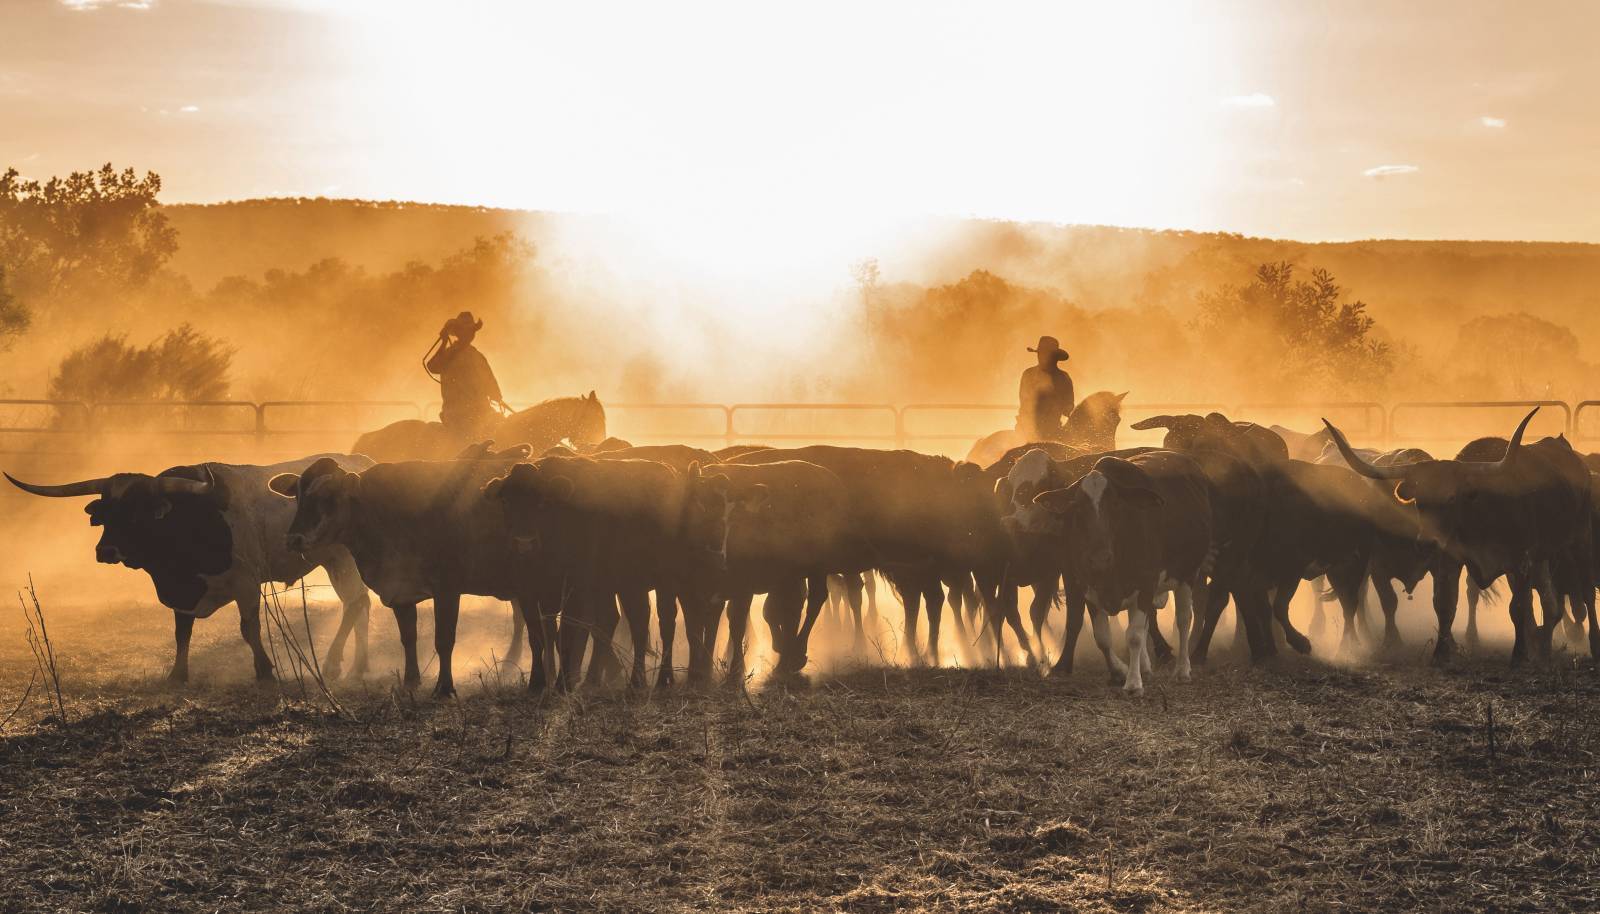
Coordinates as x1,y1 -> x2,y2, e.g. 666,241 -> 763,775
165,669 -> 189,686
1175,666 -> 1191,682
1286,632 -> 1313,655
254,667 -> 276,683
1123,683 -> 1144,697
431,682 -> 457,699
323,662 -> 343,682
1048,661 -> 1073,679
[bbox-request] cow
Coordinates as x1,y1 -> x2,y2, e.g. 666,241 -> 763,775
268,455 -> 529,697
1013,451 -> 1214,694
1131,413 -> 1290,465
685,460 -> 862,682
481,454 -> 726,690
1325,408 -> 1598,664
7,455 -> 374,684
729,446 -> 1029,668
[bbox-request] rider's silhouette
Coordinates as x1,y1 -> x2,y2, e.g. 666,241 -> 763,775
427,311 -> 505,439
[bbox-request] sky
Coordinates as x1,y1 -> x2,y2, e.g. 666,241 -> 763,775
3,0 -> 1600,243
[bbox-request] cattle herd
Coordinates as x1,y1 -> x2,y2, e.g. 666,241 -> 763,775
8,395 -> 1600,698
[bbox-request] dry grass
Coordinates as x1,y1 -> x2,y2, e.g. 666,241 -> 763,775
1,599 -> 1598,913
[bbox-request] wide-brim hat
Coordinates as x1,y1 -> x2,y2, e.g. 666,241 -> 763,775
1027,335 -> 1068,361
447,311 -> 484,335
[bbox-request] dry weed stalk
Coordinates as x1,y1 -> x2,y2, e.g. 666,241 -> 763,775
19,574 -> 66,724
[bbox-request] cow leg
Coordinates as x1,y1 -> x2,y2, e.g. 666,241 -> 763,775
1270,578 -> 1313,654
921,577 -> 945,667
501,602 -> 526,673
391,602 -> 421,688
1463,578 -> 1482,651
655,589 -> 678,688
1328,563 -> 1368,656
1189,581 -> 1239,665
846,573 -> 868,650
1146,608 -> 1175,665
583,594 -> 624,688
617,588 -> 652,689
762,583 -> 801,672
236,591 -> 274,681
1089,606 -> 1129,683
785,574 -> 829,675
1508,572 -> 1536,667
1124,597 -> 1152,695
1562,595 -> 1587,648
1371,576 -> 1403,650
432,593 -> 461,698
168,611 -> 195,684
1235,587 -> 1278,662
900,577 -> 925,666
724,593 -> 754,685
1029,582 -> 1057,668
1586,585 -> 1600,662
1308,575 -> 1328,642
516,595 -> 549,693
323,551 -> 373,679
1050,589 -> 1087,676
554,581 -> 593,692
1533,565 -> 1561,661
1432,560 -> 1463,660
1174,584 -> 1194,681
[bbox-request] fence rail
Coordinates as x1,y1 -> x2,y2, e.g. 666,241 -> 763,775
0,397 -> 1583,459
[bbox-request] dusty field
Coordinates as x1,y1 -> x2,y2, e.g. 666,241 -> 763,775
2,594 -> 1599,913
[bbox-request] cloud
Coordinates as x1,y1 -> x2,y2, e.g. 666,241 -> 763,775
61,0 -> 154,9
179,105 -> 200,113
1221,92 -> 1276,109
1480,115 -> 1507,129
1363,164 -> 1420,178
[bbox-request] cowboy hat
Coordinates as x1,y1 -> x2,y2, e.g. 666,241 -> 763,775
1027,335 -> 1069,361
444,311 -> 484,336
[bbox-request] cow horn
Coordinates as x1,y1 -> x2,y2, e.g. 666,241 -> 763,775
1321,419 -> 1404,480
4,472 -> 110,498
1466,407 -> 1539,475
155,466 -> 215,497
1129,415 -> 1173,431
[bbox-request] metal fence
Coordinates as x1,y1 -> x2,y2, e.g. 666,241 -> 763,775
0,397 -> 1591,469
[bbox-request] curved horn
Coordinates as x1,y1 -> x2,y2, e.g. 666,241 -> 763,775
1129,415 -> 1174,431
1321,419 -> 1404,480
155,466 -> 215,497
5,472 -> 110,498
1465,407 -> 1539,474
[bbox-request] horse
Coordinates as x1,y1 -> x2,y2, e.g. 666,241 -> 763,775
964,391 -> 1128,468
352,392 -> 608,463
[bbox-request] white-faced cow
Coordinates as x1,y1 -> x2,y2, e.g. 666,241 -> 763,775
7,455 -> 374,683
1014,451 -> 1215,694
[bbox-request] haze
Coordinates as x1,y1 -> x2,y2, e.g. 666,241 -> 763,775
6,0 -> 1600,248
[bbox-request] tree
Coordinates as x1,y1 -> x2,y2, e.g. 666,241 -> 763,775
0,265 -> 27,350
0,164 -> 178,311
48,324 -> 232,403
1447,312 -> 1594,399
1192,261 -> 1392,398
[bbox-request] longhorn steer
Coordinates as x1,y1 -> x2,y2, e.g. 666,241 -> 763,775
7,455 -> 375,683
1325,408 -> 1597,664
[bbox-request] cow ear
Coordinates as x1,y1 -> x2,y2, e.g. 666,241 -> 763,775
547,475 -> 576,502
993,476 -> 1013,500
954,461 -> 982,483
586,390 -> 596,401
687,460 -> 703,479
1032,487 -> 1075,514
268,473 -> 301,498
482,475 -> 506,500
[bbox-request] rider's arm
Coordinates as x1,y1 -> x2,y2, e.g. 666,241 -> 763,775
426,338 -> 456,374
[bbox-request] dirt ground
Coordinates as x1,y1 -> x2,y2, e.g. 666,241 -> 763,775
2,592 -> 1599,914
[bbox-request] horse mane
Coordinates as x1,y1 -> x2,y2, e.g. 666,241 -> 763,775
1062,390 -> 1126,450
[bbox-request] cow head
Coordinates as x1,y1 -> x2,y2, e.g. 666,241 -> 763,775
269,457 -> 361,554
480,462 -> 563,554
1324,408 -> 1536,584
7,466 -> 232,611
998,448 -> 1062,536
680,462 -> 739,570
1031,456 -> 1165,575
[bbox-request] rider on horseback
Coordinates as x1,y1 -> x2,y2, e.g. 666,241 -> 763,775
1018,335 -> 1075,442
427,311 -> 507,439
